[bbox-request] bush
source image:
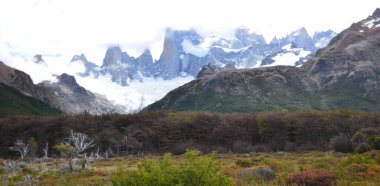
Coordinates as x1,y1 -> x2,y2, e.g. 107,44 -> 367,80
355,144 -> 372,153
239,166 -> 275,184
329,134 -> 353,153
286,169 -> 336,186
251,167 -> 276,181
235,159 -> 254,168
344,154 -> 376,165
111,150 -> 232,186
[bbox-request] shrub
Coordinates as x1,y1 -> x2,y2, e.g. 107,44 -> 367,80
355,144 -> 372,153
252,167 -> 276,181
344,154 -> 376,165
235,159 -> 254,168
286,169 -> 336,186
111,150 -> 232,186
346,163 -> 368,175
329,134 -> 353,153
240,167 -> 276,181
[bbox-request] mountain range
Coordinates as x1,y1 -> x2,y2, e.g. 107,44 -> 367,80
146,8 -> 380,112
0,21 -> 339,115
73,27 -> 336,86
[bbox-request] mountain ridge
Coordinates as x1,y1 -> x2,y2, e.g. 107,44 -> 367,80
146,9 -> 380,112
73,27 -> 336,86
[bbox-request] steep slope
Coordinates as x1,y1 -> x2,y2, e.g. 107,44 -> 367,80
39,73 -> 126,114
0,61 -> 62,108
146,9 -> 380,112
0,83 -> 61,118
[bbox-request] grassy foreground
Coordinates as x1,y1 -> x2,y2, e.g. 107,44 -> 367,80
1,150 -> 380,186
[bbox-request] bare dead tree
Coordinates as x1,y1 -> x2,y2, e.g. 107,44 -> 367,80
43,143 -> 49,159
66,130 -> 95,156
65,130 -> 95,169
9,139 -> 29,161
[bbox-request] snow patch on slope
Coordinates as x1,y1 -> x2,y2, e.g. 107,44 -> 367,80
262,44 -> 311,67
181,37 -> 218,57
212,45 -> 250,53
364,17 -> 380,28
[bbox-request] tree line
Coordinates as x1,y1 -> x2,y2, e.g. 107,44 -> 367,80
0,109 -> 379,158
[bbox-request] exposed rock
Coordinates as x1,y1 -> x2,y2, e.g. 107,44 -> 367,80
33,54 -> 46,65
146,9 -> 380,112
39,73 -> 125,114
0,61 -> 61,109
372,8 -> 380,18
77,27 -> 335,86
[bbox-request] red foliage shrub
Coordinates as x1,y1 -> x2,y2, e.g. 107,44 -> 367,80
286,169 -> 336,186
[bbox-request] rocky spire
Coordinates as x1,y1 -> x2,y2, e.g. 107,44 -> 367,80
372,8 -> 380,18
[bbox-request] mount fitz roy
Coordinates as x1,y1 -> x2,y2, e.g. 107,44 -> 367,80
72,27 -> 336,86
147,9 -> 380,112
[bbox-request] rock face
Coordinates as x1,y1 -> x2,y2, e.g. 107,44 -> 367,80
146,9 -> 380,112
39,73 -> 126,114
74,28 -> 336,86
0,61 -> 126,114
0,61 -> 62,109
71,54 -> 99,77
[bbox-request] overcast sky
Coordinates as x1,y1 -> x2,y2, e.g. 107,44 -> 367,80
0,0 -> 378,64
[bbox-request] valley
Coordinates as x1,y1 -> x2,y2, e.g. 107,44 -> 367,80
0,2 -> 380,186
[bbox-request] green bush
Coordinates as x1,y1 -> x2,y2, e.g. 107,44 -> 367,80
235,159 -> 254,168
111,150 -> 232,186
355,144 -> 372,153
344,154 -> 376,166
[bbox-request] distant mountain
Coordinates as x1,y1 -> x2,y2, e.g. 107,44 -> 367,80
313,30 -> 337,48
39,73 -> 126,114
0,61 -> 125,115
0,61 -> 62,108
146,9 -> 380,112
0,83 -> 61,118
73,28 -> 336,86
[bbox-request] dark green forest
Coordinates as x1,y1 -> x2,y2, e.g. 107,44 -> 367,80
0,83 -> 62,118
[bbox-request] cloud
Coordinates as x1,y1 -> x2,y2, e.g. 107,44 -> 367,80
1,0 -> 378,66
75,73 -> 193,111
1,41 -> 193,111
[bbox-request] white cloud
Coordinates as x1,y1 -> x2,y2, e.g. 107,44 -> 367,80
75,74 -> 194,111
0,0 -> 378,65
